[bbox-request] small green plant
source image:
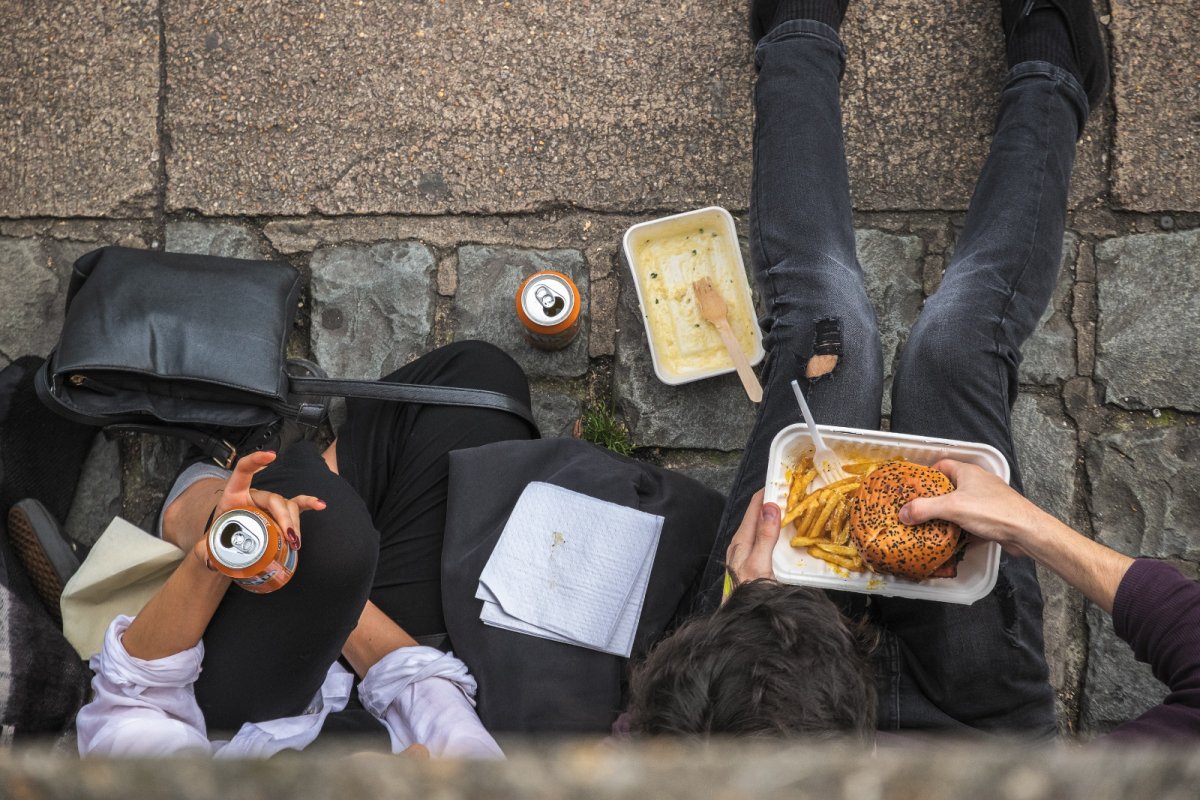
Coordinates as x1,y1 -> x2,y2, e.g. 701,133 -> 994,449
580,402 -> 634,456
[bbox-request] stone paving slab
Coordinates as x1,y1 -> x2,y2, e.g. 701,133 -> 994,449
1095,229 -> 1200,411
1081,601 -> 1164,735
1020,235 -> 1078,385
0,2 -> 159,218
262,214 -> 642,359
529,384 -> 583,439
1086,424 -> 1200,562
614,261 -> 758,451
1110,0 -> 1200,211
1012,393 -> 1083,720
857,229 -> 923,412
163,0 -> 753,215
310,242 -> 437,380
453,246 -> 589,378
0,229 -> 148,366
165,220 -> 267,261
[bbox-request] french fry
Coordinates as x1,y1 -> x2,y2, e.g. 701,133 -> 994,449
782,453 -> 878,573
835,511 -> 852,545
818,477 -> 861,494
809,495 -> 840,540
782,487 -> 825,528
792,493 -> 828,540
807,546 -> 863,572
813,542 -> 859,557
787,467 -> 817,511
828,500 -> 850,542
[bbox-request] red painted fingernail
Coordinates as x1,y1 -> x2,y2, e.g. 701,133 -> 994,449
285,528 -> 301,550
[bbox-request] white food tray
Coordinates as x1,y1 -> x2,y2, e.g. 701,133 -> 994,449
767,423 -> 1009,605
623,206 -> 765,385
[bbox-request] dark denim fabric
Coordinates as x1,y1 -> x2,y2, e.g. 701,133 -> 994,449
698,19 -> 1087,736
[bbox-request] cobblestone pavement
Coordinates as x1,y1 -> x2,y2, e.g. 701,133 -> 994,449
2,0 -> 1197,737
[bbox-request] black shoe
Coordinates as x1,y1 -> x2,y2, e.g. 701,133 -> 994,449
750,0 -> 850,44
1002,0 -> 1109,108
6,499 -> 84,627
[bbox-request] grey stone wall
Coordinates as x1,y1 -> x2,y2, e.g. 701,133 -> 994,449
5,743 -> 1200,799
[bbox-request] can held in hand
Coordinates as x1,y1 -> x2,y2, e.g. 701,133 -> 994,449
206,506 -> 297,593
515,271 -> 581,351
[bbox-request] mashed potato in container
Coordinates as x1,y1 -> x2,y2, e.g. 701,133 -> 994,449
623,207 -> 764,384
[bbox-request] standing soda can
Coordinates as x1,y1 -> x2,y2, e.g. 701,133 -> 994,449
205,506 -> 297,594
515,271 -> 582,351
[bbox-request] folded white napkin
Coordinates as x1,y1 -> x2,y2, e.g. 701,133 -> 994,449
476,482 -> 663,657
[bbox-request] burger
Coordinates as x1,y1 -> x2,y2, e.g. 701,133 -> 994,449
849,461 -> 963,581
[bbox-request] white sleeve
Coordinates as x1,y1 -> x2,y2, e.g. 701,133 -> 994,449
76,616 -> 213,757
358,647 -> 504,760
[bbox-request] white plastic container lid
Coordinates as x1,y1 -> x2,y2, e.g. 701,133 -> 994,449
766,423 -> 1008,605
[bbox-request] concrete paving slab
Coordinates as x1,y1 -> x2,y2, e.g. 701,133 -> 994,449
841,2 -> 1109,211
164,0 -> 754,215
0,3 -> 159,217
1110,0 -> 1200,211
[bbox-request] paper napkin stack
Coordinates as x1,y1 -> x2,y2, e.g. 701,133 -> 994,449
476,482 -> 664,657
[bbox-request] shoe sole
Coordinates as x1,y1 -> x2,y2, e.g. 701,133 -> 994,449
7,504 -> 68,627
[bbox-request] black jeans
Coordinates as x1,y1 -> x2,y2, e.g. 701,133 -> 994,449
194,340 -> 536,732
699,20 -> 1085,735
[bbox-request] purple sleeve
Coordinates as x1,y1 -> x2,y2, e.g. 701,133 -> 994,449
1103,559 -> 1200,742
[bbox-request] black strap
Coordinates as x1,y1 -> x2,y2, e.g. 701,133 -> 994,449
106,424 -> 243,468
287,375 -> 538,430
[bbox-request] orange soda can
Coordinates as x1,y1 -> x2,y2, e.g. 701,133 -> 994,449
515,271 -> 582,351
205,506 -> 297,593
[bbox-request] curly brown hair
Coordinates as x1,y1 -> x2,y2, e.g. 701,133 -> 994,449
626,580 -> 877,739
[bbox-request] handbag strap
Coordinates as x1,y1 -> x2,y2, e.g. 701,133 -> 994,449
287,375 -> 538,430
107,377 -> 539,469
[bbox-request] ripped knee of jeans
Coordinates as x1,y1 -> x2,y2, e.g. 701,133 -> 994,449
805,317 -> 842,379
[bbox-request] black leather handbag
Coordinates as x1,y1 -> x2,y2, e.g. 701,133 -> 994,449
34,246 -> 537,467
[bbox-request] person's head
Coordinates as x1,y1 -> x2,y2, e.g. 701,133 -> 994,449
626,580 -> 876,739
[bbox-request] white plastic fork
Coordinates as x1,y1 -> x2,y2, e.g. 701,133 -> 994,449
790,379 -> 849,486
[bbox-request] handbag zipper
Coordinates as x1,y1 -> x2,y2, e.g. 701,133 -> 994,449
69,374 -> 119,395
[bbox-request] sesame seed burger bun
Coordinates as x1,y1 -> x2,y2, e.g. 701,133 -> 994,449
849,461 -> 962,581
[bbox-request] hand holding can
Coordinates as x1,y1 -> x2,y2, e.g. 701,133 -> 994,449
201,451 -> 326,593
206,506 -> 297,593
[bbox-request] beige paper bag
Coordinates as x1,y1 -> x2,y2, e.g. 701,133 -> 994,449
60,517 -> 185,659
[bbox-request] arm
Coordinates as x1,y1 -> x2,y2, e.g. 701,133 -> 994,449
902,460 -> 1200,740
346,602 -> 503,759
899,459 -> 1133,613
76,615 -> 212,757
126,451 -> 324,658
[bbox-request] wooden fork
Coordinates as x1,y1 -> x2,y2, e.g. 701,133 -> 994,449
693,277 -> 763,403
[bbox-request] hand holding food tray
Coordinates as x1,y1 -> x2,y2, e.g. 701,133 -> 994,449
766,424 -> 1009,605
